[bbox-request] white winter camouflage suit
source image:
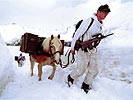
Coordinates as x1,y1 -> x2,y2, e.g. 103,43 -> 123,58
70,13 -> 103,86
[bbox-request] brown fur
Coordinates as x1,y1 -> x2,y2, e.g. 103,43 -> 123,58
29,35 -> 62,81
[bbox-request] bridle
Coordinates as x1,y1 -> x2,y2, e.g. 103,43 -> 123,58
49,44 -> 61,56
48,42 -> 62,65
49,39 -> 74,68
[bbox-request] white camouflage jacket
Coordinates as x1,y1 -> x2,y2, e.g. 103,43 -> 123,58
71,13 -> 103,50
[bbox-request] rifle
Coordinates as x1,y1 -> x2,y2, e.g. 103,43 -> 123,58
81,33 -> 114,50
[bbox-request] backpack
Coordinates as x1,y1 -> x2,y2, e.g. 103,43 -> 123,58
72,20 -> 83,38
72,18 -> 94,38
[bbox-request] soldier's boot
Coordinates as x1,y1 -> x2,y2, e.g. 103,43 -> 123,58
81,82 -> 91,93
67,74 -> 74,87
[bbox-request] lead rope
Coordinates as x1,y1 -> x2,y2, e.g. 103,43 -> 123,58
60,49 -> 75,69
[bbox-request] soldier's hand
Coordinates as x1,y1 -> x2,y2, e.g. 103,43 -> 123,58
71,50 -> 75,55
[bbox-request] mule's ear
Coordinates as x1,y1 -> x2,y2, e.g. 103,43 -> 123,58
57,34 -> 60,39
51,34 -> 54,40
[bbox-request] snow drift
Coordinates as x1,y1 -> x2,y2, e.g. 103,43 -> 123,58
0,34 -> 15,95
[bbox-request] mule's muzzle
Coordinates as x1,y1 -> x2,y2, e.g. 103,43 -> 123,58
54,58 -> 61,64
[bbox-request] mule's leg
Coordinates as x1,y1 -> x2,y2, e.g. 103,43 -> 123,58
38,64 -> 43,81
30,57 -> 35,77
48,63 -> 56,80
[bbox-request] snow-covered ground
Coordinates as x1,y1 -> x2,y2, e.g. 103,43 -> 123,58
0,45 -> 133,100
0,0 -> 133,100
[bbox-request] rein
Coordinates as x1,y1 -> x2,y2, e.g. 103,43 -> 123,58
59,49 -> 75,69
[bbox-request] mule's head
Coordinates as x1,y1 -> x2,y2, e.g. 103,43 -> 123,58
49,34 -> 62,64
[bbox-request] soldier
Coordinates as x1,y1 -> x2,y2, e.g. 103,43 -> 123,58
67,4 -> 111,93
18,53 -> 25,67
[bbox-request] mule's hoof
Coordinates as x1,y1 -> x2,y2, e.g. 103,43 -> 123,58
38,78 -> 41,81
48,76 -> 53,80
31,74 -> 33,77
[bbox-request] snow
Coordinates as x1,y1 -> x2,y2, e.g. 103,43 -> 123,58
0,34 -> 15,95
0,0 -> 133,100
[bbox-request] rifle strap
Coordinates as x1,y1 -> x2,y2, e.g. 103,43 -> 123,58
81,18 -> 94,42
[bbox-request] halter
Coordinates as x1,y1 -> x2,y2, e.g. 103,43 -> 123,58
49,43 -> 62,64
50,46 -> 61,56
49,43 -> 61,56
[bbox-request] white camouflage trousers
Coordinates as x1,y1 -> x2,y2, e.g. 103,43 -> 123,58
70,48 -> 98,86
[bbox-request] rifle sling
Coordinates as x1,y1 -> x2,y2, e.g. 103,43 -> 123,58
74,18 -> 94,51
81,18 -> 94,42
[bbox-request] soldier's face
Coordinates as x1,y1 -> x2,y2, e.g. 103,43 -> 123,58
97,10 -> 109,20
101,11 -> 109,20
